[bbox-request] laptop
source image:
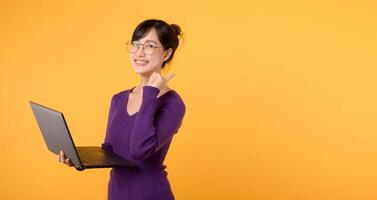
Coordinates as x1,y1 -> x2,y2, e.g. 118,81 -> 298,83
29,101 -> 136,171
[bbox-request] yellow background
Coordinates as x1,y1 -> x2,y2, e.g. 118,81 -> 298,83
1,0 -> 377,199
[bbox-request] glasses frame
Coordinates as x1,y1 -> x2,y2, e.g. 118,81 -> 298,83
126,41 -> 164,55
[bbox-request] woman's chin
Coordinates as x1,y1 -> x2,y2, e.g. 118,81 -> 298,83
132,66 -> 159,76
132,66 -> 146,73
133,69 -> 151,76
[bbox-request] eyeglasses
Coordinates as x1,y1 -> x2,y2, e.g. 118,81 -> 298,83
126,41 -> 164,55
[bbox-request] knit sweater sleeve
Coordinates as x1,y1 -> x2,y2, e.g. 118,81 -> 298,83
130,86 -> 186,160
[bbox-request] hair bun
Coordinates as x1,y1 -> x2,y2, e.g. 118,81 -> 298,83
170,24 -> 181,36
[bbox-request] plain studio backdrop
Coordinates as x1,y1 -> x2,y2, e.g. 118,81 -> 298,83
1,0 -> 376,199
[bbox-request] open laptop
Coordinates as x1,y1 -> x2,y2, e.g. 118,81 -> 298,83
30,101 -> 136,171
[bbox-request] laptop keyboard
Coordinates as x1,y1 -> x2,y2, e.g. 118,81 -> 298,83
78,150 -> 114,166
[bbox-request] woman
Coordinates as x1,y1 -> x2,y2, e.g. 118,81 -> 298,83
58,19 -> 186,200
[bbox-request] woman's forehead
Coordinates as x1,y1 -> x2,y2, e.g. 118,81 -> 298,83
137,28 -> 160,44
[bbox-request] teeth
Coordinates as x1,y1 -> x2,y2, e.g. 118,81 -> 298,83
135,60 -> 148,64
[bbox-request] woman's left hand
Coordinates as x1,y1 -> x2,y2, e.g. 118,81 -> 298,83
146,72 -> 176,90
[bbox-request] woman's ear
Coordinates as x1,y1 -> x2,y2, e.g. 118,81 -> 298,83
163,48 -> 173,62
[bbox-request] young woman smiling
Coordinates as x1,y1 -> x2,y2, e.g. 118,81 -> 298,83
59,19 -> 186,200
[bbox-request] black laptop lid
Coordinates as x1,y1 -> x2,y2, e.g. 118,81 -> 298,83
30,101 -> 83,168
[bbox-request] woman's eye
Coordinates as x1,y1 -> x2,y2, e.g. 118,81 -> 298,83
146,44 -> 156,48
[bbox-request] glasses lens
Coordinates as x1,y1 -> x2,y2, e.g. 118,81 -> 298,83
126,42 -> 137,53
144,44 -> 156,54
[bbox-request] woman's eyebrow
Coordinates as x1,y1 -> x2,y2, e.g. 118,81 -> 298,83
144,40 -> 158,44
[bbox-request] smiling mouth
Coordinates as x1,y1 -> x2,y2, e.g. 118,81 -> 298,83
135,60 -> 149,66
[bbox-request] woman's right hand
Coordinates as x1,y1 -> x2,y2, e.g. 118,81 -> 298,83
57,150 -> 74,167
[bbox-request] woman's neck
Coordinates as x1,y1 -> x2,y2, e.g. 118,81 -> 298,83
132,72 -> 156,95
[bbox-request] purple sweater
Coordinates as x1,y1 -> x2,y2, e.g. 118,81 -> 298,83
101,86 -> 186,200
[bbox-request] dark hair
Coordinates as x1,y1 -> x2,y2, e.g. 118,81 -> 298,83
131,19 -> 181,68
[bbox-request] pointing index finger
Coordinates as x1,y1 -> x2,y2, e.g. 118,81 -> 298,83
165,73 -> 176,82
